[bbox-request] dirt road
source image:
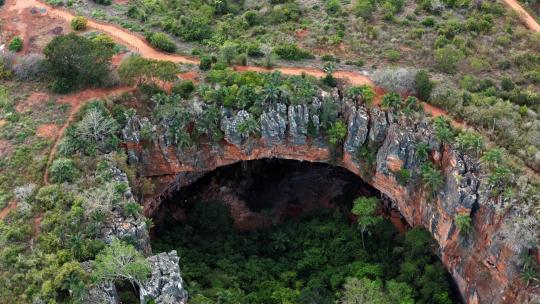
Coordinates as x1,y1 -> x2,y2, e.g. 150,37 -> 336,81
503,0 -> 540,32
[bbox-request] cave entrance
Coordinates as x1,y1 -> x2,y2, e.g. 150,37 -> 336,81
150,158 -> 460,303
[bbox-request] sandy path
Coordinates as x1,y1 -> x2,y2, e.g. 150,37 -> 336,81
503,0 -> 540,32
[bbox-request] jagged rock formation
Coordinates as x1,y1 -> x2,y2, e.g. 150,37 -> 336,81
139,251 -> 189,304
86,163 -> 189,304
122,89 -> 539,304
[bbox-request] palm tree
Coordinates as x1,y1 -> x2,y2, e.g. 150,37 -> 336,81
421,164 -> 444,198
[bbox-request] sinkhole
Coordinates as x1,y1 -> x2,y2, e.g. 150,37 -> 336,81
150,158 -> 460,303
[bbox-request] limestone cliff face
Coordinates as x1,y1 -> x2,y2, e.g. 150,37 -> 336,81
123,89 -> 539,304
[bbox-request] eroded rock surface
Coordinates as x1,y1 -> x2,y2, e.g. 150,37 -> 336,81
139,251 -> 189,304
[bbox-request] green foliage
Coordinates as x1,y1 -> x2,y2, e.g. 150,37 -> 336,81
8,36 -> 23,52
345,85 -> 375,104
44,33 -> 114,92
396,168 -> 411,185
456,131 -> 484,155
455,213 -> 472,235
327,121 -> 347,146
325,0 -> 341,15
70,16 -> 88,31
353,0 -> 376,19
219,41 -> 238,65
50,158 -> 78,183
274,43 -> 314,61
421,163 -> 444,198
415,70 -> 434,100
433,117 -> 455,144
92,239 -> 151,286
352,196 -> 383,248
381,92 -> 402,110
148,32 -> 177,53
152,201 -> 455,303
434,45 -> 464,73
172,80 -> 196,98
199,54 -> 213,70
118,55 -> 178,85
340,277 -> 388,304
93,0 -> 111,4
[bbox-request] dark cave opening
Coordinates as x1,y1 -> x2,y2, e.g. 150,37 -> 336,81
150,158 -> 461,303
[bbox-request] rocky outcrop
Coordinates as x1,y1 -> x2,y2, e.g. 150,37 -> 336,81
83,251 -> 188,304
122,89 -> 539,304
99,166 -> 150,253
140,251 -> 189,304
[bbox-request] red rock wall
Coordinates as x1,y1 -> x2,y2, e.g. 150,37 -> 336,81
128,138 -> 538,304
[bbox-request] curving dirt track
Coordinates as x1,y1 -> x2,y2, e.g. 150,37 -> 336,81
503,0 -> 540,32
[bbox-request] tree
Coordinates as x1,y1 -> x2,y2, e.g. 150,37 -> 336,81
220,41 -> 238,65
74,107 -> 119,153
92,239 -> 151,289
433,117 -> 455,144
340,277 -> 389,304
70,16 -> 88,31
456,131 -> 484,155
381,92 -> 402,110
8,36 -> 23,52
421,163 -> 444,198
44,33 -> 114,92
481,148 -> 503,169
274,43 -> 314,61
199,54 -> 213,70
415,70 -> 434,100
118,55 -> 178,86
50,158 -> 79,183
352,196 -> 382,248
386,280 -> 414,304
434,45 -> 464,73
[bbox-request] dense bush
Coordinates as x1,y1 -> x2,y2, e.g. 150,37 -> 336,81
435,45 -> 464,73
8,37 -> 23,52
274,43 -> 314,61
415,70 -> 434,100
148,32 -> 176,53
44,33 -> 114,92
49,158 -> 78,183
92,0 -> 111,5
199,54 -> 213,70
70,16 -> 88,31
172,80 -> 195,98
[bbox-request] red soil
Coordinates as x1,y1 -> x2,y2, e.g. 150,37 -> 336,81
16,92 -> 50,112
0,202 -> 17,221
36,124 -> 60,139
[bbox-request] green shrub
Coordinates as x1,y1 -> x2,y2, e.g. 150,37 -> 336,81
93,0 -> 111,4
172,80 -> 195,98
50,158 -> 78,183
327,121 -> 347,146
385,49 -> 401,62
455,214 -> 472,235
434,45 -> 464,73
415,70 -> 434,100
353,0 -> 375,19
148,32 -> 176,53
8,37 -> 23,52
199,55 -> 213,70
70,16 -> 88,31
274,43 -> 314,61
325,0 -> 341,14
381,92 -> 402,110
